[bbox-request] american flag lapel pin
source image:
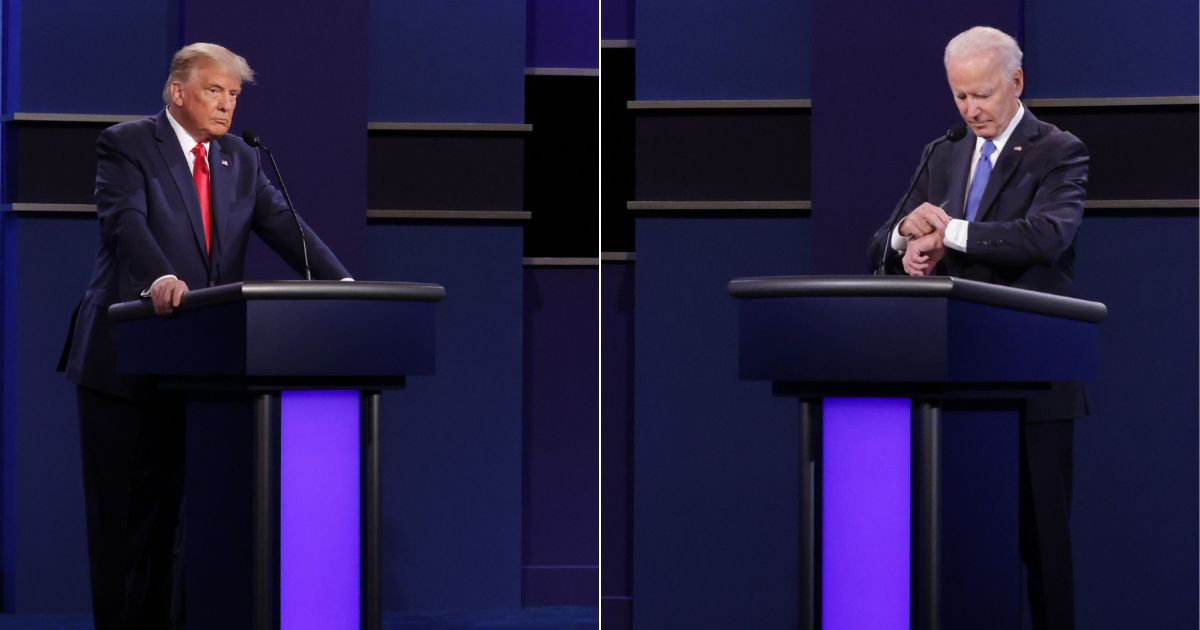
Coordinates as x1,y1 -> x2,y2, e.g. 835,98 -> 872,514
1012,146 -> 1023,152
221,159 -> 230,166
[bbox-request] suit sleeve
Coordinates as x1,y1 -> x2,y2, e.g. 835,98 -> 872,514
94,129 -> 175,292
962,134 -> 1088,268
249,162 -> 351,280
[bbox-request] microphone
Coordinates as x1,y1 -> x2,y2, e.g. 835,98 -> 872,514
242,130 -> 313,281
874,124 -> 969,275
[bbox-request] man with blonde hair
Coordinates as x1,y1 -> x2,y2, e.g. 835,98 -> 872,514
63,42 -> 350,629
870,26 -> 1088,630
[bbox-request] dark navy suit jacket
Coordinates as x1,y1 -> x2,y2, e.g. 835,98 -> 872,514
65,111 -> 350,398
869,108 -> 1090,418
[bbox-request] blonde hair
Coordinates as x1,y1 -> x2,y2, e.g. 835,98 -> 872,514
162,42 -> 255,104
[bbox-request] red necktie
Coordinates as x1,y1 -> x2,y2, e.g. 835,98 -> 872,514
191,143 -> 211,253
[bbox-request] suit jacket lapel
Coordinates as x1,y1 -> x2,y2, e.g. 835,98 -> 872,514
209,139 -> 235,256
974,109 -> 1040,222
943,135 -> 974,220
154,112 -> 209,259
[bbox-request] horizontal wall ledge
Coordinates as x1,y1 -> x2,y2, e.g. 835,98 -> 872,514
1025,96 -> 1199,108
367,122 -> 532,133
366,209 -> 531,221
525,67 -> 599,77
627,99 -> 812,110
3,112 -> 145,123
2,203 -> 96,214
601,39 -> 636,48
627,200 -> 811,211
601,252 -> 636,261
522,257 -> 599,266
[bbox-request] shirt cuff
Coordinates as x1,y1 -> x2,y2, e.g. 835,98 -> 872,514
890,222 -> 908,253
943,219 -> 968,252
140,274 -> 178,298
340,277 -> 354,282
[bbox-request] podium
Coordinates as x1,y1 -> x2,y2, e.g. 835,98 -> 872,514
729,275 -> 1105,630
108,280 -> 445,630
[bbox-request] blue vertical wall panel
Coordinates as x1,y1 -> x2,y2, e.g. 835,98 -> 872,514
522,267 -> 598,605
635,0 -> 809,99
527,0 -> 599,69
1072,215 -> 1198,629
366,223 -> 523,611
370,0 -> 526,123
600,261 -> 633,629
1025,0 -> 1199,97
2,215 -> 96,613
601,0 -> 634,41
633,217 -> 809,630
184,0 -> 368,279
7,0 -> 177,114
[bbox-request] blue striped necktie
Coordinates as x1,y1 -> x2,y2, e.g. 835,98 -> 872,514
965,140 -> 996,221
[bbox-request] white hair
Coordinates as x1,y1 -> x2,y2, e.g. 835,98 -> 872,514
944,26 -> 1023,76
162,42 -> 255,104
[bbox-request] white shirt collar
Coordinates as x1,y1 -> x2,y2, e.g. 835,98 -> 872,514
975,102 -> 1024,161
164,107 -> 209,165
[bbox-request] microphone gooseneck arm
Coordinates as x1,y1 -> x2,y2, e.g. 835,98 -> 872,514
242,130 -> 312,281
874,124 -> 968,275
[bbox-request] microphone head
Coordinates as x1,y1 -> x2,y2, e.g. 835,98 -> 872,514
241,130 -> 261,147
946,124 -> 968,142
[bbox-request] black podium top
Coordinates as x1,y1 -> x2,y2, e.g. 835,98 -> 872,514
109,280 -> 445,322
728,275 -> 1106,323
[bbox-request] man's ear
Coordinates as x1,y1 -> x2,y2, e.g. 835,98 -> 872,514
1012,68 -> 1024,98
170,82 -> 185,108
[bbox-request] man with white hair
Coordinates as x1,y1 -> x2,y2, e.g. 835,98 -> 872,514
63,42 -> 350,629
869,26 -> 1088,630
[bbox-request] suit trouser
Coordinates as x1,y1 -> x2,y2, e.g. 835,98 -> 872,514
77,386 -> 185,630
1019,419 -> 1075,630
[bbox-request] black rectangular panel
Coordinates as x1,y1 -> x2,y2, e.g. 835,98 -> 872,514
634,109 -> 811,201
367,131 -> 525,211
4,121 -> 113,204
601,47 -> 636,252
1032,105 -> 1198,200
525,74 -> 599,257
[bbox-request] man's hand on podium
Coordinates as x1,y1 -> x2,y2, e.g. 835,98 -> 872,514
150,277 -> 190,316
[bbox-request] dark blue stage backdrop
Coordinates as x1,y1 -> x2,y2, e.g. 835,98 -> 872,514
528,0 -> 598,69
636,0 -> 807,99
184,0 -> 368,279
370,0 -> 525,123
602,0 -> 635,41
522,267 -> 599,606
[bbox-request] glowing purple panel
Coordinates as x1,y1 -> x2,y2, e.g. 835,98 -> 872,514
822,397 -> 910,630
281,390 -> 360,629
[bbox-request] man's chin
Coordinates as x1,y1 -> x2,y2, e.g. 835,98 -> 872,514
970,123 -> 997,138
